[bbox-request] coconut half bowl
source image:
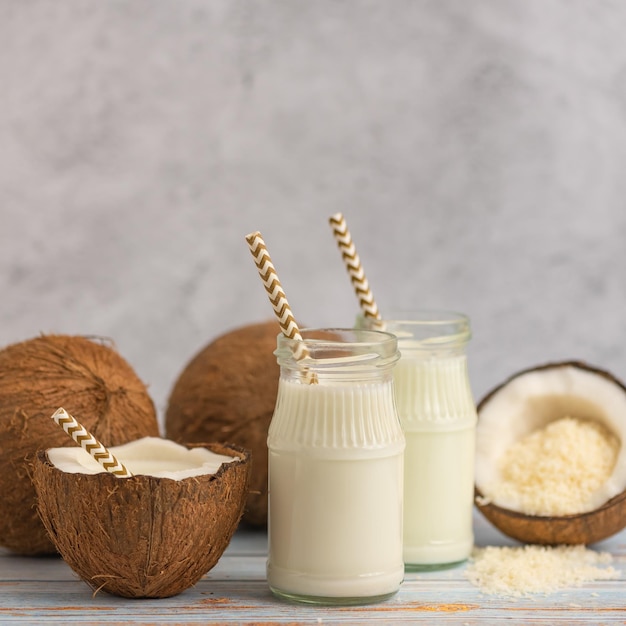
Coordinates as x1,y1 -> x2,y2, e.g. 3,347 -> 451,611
32,441 -> 250,598
475,361 -> 626,546
475,487 -> 626,545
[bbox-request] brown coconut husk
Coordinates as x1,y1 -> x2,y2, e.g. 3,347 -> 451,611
0,334 -> 159,555
32,442 -> 250,598
475,360 -> 626,545
165,321 -> 280,526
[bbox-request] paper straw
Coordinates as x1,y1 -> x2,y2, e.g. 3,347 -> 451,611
329,213 -> 383,324
51,408 -> 133,478
245,231 -> 316,382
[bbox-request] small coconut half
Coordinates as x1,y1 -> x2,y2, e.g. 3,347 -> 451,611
32,438 -> 250,598
475,361 -> 626,545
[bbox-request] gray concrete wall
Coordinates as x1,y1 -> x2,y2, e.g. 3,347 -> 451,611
2,0 -> 626,428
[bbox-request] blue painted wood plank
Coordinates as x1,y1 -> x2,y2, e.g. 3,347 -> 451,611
0,510 -> 624,623
0,554 -> 624,623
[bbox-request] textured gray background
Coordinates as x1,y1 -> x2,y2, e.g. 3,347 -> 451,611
2,0 -> 626,430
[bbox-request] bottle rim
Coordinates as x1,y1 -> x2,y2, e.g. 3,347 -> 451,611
356,310 -> 471,347
275,327 -> 400,369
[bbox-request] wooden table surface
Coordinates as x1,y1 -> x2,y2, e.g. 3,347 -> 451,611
0,509 -> 624,625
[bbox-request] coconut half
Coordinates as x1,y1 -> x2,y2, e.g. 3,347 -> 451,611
0,334 -> 159,555
33,438 -> 250,598
475,361 -> 626,545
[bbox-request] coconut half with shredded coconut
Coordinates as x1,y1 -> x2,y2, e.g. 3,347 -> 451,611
475,361 -> 626,545
33,438 -> 251,598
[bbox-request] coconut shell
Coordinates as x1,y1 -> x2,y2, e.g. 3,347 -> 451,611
165,321 -> 280,526
475,486 -> 626,546
475,360 -> 626,545
32,443 -> 250,598
0,334 -> 159,554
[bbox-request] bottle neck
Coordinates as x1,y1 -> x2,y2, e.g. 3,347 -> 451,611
270,329 -> 405,456
356,310 -> 472,353
275,327 -> 400,385
279,361 -> 396,385
355,311 -> 476,430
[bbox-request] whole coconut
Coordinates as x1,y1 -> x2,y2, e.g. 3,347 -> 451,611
165,321 -> 280,526
0,334 -> 159,555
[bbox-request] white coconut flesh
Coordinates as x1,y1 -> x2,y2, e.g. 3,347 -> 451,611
476,365 -> 626,515
47,437 -> 238,480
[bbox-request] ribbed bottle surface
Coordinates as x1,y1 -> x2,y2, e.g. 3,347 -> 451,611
393,354 -> 476,431
269,378 -> 404,458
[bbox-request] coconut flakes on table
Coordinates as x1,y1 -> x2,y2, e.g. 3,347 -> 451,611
465,544 -> 619,597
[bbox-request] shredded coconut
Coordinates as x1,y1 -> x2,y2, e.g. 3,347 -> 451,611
485,416 -> 619,515
466,545 -> 618,597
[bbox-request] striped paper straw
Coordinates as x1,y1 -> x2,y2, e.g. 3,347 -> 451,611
329,213 -> 383,325
51,408 -> 133,478
245,231 -> 317,382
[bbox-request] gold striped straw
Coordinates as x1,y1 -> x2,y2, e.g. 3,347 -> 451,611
51,408 -> 133,478
329,213 -> 384,326
245,231 -> 317,383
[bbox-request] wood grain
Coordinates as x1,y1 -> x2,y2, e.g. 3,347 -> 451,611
0,510 -> 624,624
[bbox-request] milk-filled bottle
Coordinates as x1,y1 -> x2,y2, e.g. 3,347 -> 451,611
267,328 -> 405,604
358,311 -> 477,569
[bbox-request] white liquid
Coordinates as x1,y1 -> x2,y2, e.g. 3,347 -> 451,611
403,428 -> 475,563
267,378 -> 405,601
393,354 -> 476,566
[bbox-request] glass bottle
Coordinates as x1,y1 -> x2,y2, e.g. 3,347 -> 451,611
357,311 -> 477,569
267,328 -> 405,605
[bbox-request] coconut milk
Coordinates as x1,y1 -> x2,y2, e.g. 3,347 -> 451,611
356,312 -> 477,568
394,351 -> 476,567
267,377 -> 405,602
